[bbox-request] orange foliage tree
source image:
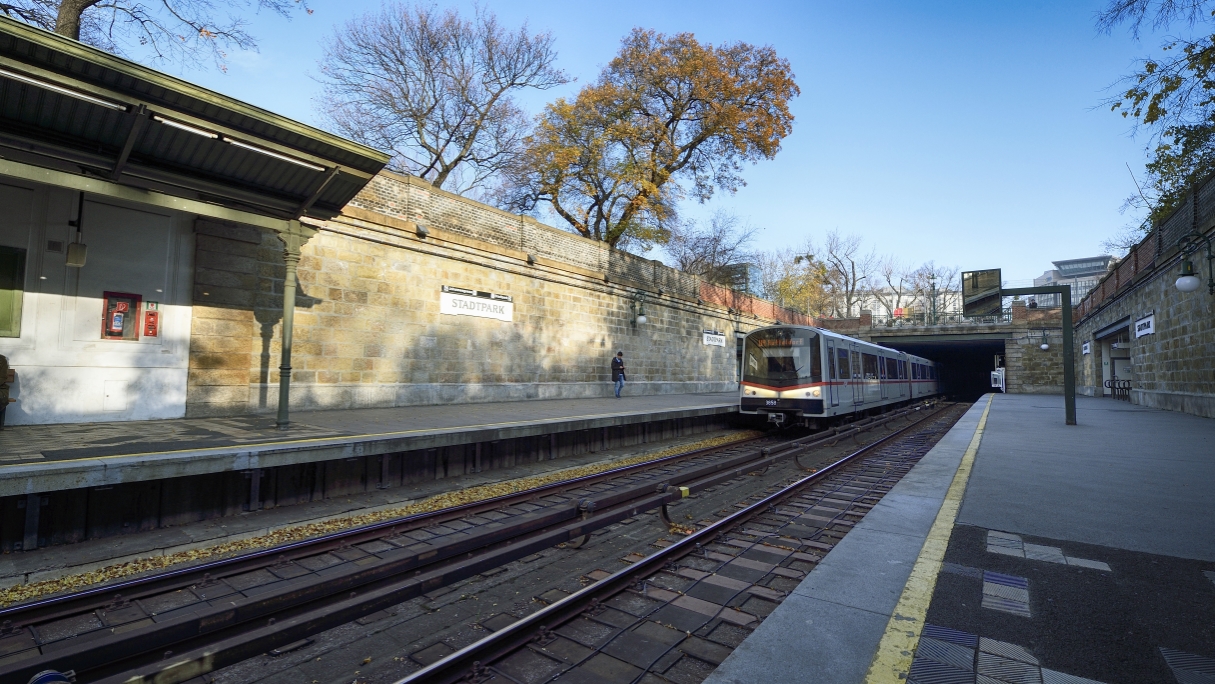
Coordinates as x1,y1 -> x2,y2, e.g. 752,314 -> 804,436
501,29 -> 799,250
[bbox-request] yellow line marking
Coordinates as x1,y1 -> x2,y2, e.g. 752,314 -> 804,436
863,394 -> 994,684
0,404 -> 736,467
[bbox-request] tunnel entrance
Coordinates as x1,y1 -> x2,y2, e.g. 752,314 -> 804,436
879,338 -> 1007,402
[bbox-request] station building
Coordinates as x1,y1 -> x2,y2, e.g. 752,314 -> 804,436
0,17 -> 807,426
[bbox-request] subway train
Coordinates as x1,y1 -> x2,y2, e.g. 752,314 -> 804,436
739,325 -> 940,427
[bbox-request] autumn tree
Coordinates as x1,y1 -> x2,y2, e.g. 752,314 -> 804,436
501,28 -> 798,250
1101,0 -> 1215,225
665,210 -> 758,287
318,4 -> 568,194
754,246 -> 834,317
2,0 -> 307,68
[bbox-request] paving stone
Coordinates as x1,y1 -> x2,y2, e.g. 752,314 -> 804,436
981,594 -> 1032,618
980,637 -> 1039,665
496,647 -> 564,682
1064,557 -> 1112,571
988,545 -> 1025,558
915,636 -> 976,671
977,652 -> 1042,684
678,636 -> 732,665
1041,669 -> 1111,684
983,582 -> 1030,603
922,624 -> 979,648
1023,544 -> 1067,563
908,656 -> 974,684
983,570 -> 1029,588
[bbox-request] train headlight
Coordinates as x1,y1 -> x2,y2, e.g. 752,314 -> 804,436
809,387 -> 821,398
744,389 -> 756,396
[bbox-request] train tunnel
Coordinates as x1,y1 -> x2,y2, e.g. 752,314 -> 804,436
878,338 -> 1007,402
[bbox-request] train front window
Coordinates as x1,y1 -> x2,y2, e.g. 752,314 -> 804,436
744,329 -> 822,387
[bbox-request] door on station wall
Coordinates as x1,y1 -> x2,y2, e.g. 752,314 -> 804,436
1099,329 -> 1132,396
825,339 -> 839,407
850,347 -> 863,406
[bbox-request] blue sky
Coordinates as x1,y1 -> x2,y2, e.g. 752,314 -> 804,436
175,1 -> 1165,283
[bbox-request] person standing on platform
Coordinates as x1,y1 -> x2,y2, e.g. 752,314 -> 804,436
611,351 -> 626,398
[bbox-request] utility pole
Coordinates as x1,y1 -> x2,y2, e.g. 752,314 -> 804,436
928,275 -> 938,325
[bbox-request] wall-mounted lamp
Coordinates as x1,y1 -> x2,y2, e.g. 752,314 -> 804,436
630,291 -> 648,327
1039,330 -> 1050,352
1176,231 -> 1214,294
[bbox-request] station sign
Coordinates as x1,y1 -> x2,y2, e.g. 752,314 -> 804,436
961,269 -> 1002,317
1082,342 -> 1091,355
702,330 -> 726,347
1134,313 -> 1155,338
440,285 -> 513,322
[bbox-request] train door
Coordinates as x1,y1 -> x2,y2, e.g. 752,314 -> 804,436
836,344 -> 853,407
825,339 -> 839,407
879,355 -> 889,400
861,352 -> 881,403
850,346 -> 864,406
899,357 -> 908,398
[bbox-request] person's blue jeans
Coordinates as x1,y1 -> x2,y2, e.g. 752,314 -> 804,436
614,377 -> 624,397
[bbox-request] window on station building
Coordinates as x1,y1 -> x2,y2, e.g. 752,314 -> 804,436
0,246 -> 26,338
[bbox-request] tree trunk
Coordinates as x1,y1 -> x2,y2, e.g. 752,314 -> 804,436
55,0 -> 89,40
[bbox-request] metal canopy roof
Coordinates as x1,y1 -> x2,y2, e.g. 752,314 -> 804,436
0,17 -> 389,222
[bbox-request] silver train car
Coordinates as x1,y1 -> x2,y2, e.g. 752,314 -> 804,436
739,325 -> 939,426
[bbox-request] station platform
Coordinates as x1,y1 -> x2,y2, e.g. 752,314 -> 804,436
0,392 -> 737,497
706,393 -> 1215,684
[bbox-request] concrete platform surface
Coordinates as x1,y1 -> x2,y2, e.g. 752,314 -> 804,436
0,392 -> 736,496
706,393 -> 1215,684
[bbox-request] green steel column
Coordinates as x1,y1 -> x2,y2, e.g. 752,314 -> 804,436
1061,284 -> 1076,425
275,222 -> 314,428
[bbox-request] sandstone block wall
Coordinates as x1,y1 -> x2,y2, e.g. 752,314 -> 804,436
186,173 -> 811,417
1074,250 -> 1215,418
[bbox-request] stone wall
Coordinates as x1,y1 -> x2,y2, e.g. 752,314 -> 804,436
1073,248 -> 1215,418
186,173 -> 813,417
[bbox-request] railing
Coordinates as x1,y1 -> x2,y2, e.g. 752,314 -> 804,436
868,308 -> 1012,327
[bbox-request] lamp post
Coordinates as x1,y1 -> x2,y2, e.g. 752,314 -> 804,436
1175,232 -> 1214,294
928,276 -> 938,325
630,291 -> 648,327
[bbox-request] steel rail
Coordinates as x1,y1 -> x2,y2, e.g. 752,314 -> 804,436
8,403 -> 937,684
392,402 -> 956,684
0,429 -> 785,625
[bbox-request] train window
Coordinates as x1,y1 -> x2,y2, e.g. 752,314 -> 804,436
862,353 -> 878,380
743,328 -> 823,387
827,344 -> 837,380
885,357 -> 897,380
837,348 -> 850,380
899,360 -> 906,379
913,364 -> 920,380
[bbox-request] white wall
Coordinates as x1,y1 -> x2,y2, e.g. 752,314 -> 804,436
0,181 -> 195,424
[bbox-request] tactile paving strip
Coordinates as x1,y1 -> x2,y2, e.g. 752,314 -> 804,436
910,624 -> 1111,684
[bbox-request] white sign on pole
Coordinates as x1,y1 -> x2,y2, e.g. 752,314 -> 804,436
702,332 -> 726,347
1081,342 -> 1091,355
1134,314 -> 1155,338
440,286 -> 513,322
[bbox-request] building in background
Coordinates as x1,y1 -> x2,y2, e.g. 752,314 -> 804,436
1032,256 -> 1115,307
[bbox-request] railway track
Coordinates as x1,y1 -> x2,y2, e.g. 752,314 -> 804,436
0,402 -> 940,684
393,402 -> 966,684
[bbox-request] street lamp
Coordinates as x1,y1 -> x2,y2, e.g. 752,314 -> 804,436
630,291 -> 648,327
1175,232 -> 1214,294
1039,329 -> 1050,351
927,275 -> 938,325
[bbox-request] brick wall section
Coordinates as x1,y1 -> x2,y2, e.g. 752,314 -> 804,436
186,173 -> 813,416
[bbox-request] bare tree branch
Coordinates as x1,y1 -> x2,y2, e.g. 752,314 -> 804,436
317,2 -> 568,195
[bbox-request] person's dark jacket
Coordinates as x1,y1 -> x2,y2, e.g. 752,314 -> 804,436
611,357 -> 626,381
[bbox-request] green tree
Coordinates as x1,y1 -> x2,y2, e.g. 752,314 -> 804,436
502,28 -> 798,250
1102,0 -> 1215,224
1,0 -> 308,69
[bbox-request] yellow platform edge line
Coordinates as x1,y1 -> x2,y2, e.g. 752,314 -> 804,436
863,394 -> 994,684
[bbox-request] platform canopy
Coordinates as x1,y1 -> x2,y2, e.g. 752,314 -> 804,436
0,17 -> 389,225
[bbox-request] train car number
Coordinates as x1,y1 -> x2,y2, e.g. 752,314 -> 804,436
765,400 -> 778,406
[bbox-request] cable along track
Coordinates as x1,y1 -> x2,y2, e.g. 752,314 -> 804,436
0,402 -> 940,684
393,403 -> 965,684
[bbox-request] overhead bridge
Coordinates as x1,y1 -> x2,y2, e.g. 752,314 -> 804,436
819,302 -> 1064,401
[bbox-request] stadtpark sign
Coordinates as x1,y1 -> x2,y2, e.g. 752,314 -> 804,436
440,285 -> 513,322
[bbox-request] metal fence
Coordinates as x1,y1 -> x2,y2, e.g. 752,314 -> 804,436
869,308 -> 1012,327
